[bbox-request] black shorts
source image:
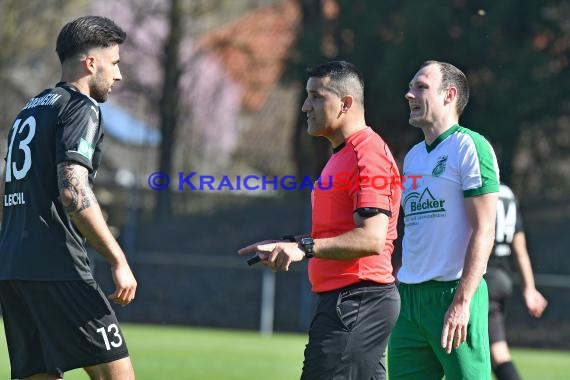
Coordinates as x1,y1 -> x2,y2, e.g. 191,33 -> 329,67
301,281 -> 400,380
485,267 -> 513,344
0,279 -> 129,379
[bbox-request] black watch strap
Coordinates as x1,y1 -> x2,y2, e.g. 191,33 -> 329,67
299,236 -> 314,259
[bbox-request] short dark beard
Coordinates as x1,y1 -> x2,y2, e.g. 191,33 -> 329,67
89,72 -> 109,102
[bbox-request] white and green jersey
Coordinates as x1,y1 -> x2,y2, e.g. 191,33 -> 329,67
398,124 -> 500,284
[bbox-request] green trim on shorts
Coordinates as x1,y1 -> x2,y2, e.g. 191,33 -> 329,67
388,279 -> 491,380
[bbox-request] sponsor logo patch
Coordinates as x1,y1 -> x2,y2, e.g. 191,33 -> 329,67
77,138 -> 95,160
402,188 -> 446,217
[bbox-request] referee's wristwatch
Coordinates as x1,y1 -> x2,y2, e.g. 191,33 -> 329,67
299,236 -> 315,259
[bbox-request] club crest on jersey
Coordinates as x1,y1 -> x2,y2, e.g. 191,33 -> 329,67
432,155 -> 448,177
77,138 -> 95,160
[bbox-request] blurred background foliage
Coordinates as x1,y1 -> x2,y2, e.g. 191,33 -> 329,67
1,0 -> 568,205
290,0 -> 569,198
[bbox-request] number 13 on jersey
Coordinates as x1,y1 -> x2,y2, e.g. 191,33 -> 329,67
6,115 -> 36,182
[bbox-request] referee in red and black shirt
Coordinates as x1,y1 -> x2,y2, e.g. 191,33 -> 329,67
239,61 -> 401,380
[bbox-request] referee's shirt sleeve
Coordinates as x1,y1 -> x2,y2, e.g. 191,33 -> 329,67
56,101 -> 100,172
348,138 -> 395,216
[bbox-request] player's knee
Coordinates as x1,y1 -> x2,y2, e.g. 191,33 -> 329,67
490,341 -> 512,365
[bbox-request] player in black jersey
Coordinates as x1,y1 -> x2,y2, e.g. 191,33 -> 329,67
0,16 -> 137,380
486,184 -> 548,380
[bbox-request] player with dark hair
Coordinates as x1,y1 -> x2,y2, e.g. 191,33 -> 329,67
239,60 -> 401,379
0,16 -> 136,380
487,184 -> 548,380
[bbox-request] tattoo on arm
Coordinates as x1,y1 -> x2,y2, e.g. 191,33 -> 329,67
57,162 -> 98,216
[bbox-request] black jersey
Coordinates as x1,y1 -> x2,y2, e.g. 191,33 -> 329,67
488,184 -> 524,274
0,83 -> 104,280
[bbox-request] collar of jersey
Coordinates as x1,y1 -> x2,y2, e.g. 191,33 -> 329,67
56,82 -> 98,105
56,82 -> 81,92
425,124 -> 460,153
332,142 -> 346,153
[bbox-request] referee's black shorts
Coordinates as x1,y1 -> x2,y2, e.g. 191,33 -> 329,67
301,281 -> 400,380
485,267 -> 514,344
0,279 -> 129,379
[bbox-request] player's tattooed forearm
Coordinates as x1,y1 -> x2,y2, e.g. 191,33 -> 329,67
58,165 -> 78,213
57,163 -> 98,215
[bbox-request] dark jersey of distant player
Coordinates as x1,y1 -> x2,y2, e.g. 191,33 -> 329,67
488,184 -> 523,274
0,83 -> 104,281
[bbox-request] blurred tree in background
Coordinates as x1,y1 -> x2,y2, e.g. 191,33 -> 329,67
0,0 -> 87,155
290,0 -> 569,199
90,0 -> 272,220
288,0 -> 332,179
1,0 -> 568,204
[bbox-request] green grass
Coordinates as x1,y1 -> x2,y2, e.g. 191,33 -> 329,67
1,323 -> 569,379
0,323 -> 304,380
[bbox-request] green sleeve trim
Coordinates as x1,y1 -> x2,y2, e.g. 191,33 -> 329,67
457,126 -> 500,192
463,184 -> 499,198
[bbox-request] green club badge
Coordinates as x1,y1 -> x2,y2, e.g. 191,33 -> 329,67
432,155 -> 448,177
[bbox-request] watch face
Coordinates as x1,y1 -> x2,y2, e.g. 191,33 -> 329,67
300,237 -> 314,258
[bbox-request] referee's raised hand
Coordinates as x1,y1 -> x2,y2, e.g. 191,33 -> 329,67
238,239 -> 278,265
239,239 -> 304,272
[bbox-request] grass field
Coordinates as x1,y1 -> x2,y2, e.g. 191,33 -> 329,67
1,323 -> 569,379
